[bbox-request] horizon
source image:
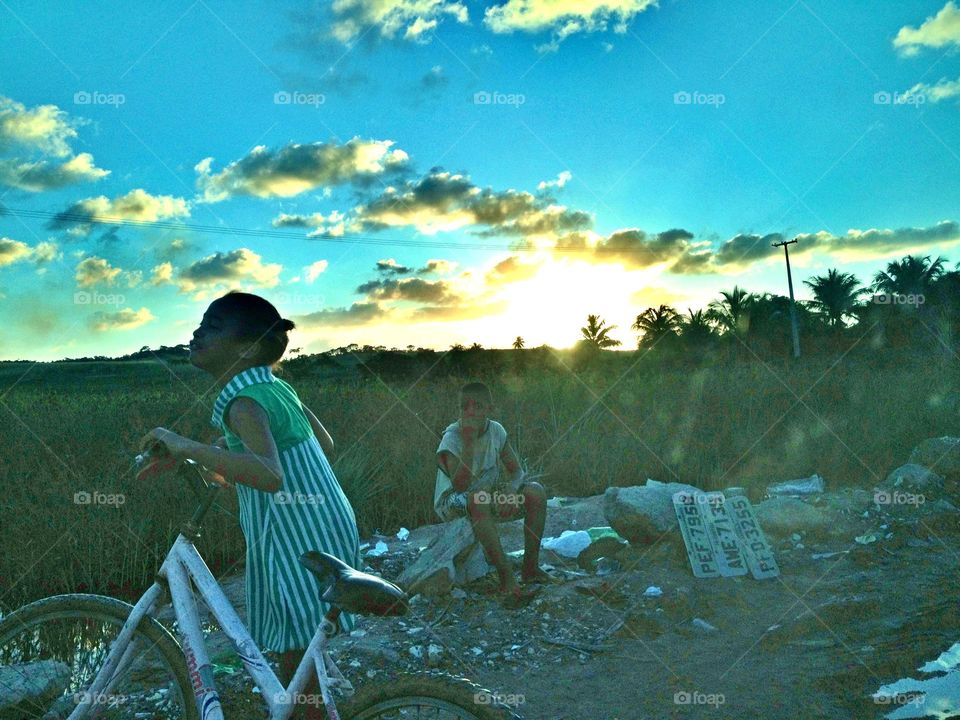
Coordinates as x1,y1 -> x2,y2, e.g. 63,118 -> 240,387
2,0 -> 960,361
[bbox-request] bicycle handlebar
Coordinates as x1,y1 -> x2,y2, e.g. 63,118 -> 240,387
135,451 -> 221,535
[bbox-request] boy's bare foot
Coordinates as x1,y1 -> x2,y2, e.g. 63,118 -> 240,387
499,584 -> 539,609
520,566 -> 561,585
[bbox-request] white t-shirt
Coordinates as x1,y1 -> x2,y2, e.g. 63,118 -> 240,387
434,419 -> 508,515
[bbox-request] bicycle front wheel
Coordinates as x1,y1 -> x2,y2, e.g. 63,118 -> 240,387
0,593 -> 198,720
341,671 -> 524,720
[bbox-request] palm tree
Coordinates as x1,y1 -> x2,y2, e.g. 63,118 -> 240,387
679,308 -> 715,346
872,254 -> 946,299
580,314 -> 621,348
803,269 -> 864,328
706,286 -> 754,336
512,336 -> 525,350
632,305 -> 681,348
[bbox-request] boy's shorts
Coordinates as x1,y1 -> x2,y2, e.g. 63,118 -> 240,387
436,487 -> 528,524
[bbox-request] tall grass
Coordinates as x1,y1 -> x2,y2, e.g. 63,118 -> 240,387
0,353 -> 956,610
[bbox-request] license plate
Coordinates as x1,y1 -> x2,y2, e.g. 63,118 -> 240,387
673,491 -> 720,578
727,495 -> 780,579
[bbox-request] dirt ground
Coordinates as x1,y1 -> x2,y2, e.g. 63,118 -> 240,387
200,494 -> 959,720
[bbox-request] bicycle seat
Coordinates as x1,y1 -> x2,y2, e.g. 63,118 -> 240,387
300,551 -> 409,617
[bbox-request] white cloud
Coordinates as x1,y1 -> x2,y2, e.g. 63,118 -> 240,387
538,170 -> 572,190
75,256 -> 122,288
89,307 -> 156,332
484,0 -> 658,51
53,189 -> 190,235
904,75 -> 960,103
0,96 -> 78,157
0,152 -> 109,192
176,248 -> 283,298
196,139 -> 410,202
894,1 -> 960,56
329,0 -> 468,44
305,260 -> 329,282
148,261 -> 174,286
0,237 -> 32,267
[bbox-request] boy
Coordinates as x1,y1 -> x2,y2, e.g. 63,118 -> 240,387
435,381 -> 552,606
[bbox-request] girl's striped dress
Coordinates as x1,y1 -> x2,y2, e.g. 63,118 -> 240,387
210,365 -> 361,651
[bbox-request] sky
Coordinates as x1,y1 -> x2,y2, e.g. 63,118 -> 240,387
0,0 -> 959,360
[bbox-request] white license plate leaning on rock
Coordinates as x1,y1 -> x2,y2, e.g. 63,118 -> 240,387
700,492 -> 748,577
726,495 -> 780,579
672,491 -> 721,578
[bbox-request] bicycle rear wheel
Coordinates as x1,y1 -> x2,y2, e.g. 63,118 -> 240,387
0,593 -> 197,720
341,671 -> 524,719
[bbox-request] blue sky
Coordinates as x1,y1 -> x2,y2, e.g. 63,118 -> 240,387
1,0 -> 959,360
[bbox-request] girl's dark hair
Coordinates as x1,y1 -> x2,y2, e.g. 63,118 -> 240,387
212,290 -> 295,367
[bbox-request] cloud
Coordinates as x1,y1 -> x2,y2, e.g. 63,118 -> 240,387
421,65 -> 448,88
75,256 -> 123,288
0,152 -> 109,192
89,307 -> 156,332
357,276 -> 460,304
294,301 -> 386,327
0,96 -> 110,193
51,189 -> 190,235
484,0 -> 658,52
304,260 -> 329,282
0,96 -> 79,157
417,258 -> 457,274
538,170 -> 572,191
412,299 -> 509,320
176,248 -> 283,296
485,254 -> 542,284
196,139 -> 410,202
320,170 -> 592,238
903,75 -> 960,103
0,237 -> 32,267
327,0 -> 468,44
375,257 -> 412,275
148,261 -> 174,286
894,1 -> 960,56
273,210 -> 345,228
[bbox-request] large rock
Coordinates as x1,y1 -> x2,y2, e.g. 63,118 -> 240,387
753,496 -> 835,538
604,480 -> 701,544
397,518 -> 492,595
0,661 -> 71,719
882,463 -> 944,495
909,437 -> 960,479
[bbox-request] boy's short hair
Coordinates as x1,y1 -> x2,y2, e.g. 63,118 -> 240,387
459,381 -> 492,408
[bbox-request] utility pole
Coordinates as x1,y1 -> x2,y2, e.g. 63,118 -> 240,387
772,237 -> 801,358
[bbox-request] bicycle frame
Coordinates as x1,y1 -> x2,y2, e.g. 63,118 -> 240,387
68,533 -> 353,720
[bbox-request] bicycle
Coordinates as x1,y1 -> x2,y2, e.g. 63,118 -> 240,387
0,455 -> 523,719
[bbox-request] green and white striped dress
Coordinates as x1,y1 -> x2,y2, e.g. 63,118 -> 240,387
210,365 -> 361,651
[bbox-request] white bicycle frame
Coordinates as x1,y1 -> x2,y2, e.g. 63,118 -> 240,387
67,533 -> 353,720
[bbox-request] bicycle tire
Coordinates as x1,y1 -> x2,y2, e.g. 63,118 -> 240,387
0,593 -> 198,720
340,670 -> 525,720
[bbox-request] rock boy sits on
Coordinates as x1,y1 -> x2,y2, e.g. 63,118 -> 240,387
434,381 -> 552,606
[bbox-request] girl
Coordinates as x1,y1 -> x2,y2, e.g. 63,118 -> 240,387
140,290 -> 360,719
